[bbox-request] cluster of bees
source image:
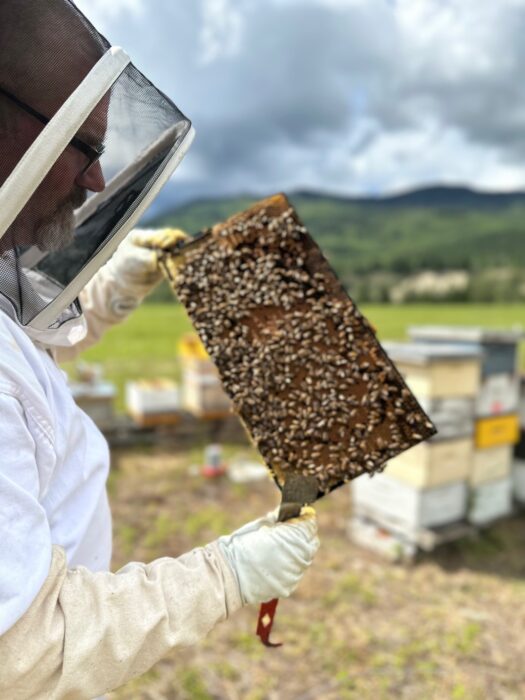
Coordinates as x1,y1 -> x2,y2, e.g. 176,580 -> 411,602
166,196 -> 435,494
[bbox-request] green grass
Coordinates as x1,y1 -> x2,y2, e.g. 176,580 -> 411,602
178,668 -> 213,700
62,302 -> 525,411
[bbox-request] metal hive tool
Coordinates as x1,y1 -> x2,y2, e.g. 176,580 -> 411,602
159,193 -> 437,644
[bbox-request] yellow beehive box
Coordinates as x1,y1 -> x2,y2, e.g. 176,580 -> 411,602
470,445 -> 513,485
401,361 -> 480,399
475,414 -> 520,449
383,342 -> 481,400
386,437 -> 472,488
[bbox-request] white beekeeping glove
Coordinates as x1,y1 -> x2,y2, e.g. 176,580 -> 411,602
106,227 -> 188,292
217,507 -> 320,605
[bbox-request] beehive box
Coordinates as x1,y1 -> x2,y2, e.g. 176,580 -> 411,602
475,414 -> 520,449
513,459 -> 525,503
71,381 -> 115,430
418,397 -> 474,440
352,472 -> 468,537
382,342 -> 481,400
385,437 -> 472,488
348,516 -> 416,561
475,373 -> 520,418
182,371 -> 232,418
470,445 -> 513,485
468,476 -> 513,526
408,326 -> 522,377
179,334 -> 218,377
125,379 -> 180,426
161,194 -> 436,494
126,379 -> 180,414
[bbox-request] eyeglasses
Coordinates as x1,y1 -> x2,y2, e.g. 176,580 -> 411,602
0,86 -> 105,173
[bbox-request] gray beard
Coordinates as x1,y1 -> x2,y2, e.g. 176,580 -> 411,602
36,203 -> 75,252
36,188 -> 87,252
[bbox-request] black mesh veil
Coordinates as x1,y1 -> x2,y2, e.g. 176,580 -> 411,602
0,0 -> 192,332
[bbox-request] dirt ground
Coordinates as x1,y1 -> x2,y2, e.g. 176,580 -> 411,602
107,444 -> 525,700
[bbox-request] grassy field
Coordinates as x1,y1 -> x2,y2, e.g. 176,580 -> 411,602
62,302 -> 525,411
106,446 -> 525,700
78,301 -> 525,698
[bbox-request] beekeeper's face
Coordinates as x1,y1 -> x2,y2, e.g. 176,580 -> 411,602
0,86 -> 108,253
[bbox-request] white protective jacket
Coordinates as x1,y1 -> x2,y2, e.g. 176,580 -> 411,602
0,263 -> 243,699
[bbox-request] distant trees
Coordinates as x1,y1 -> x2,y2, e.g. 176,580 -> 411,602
146,190 -> 525,305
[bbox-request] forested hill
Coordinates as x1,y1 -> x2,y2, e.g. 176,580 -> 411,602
149,186 -> 525,286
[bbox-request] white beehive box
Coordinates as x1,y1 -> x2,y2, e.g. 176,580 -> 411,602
470,445 -> 513,485
71,381 -> 116,430
383,342 -> 481,400
183,370 -> 232,417
126,379 -> 180,415
476,374 -> 520,418
386,437 -> 472,488
468,476 -> 513,525
419,397 -> 474,440
352,473 -> 468,538
348,516 -> 416,561
513,460 -> 525,503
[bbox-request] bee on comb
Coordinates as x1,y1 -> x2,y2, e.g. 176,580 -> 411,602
160,193 -> 436,497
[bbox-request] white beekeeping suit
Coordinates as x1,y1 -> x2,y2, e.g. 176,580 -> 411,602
0,1 -> 319,698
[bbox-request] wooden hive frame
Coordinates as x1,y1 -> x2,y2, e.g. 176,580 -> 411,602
160,193 -> 436,498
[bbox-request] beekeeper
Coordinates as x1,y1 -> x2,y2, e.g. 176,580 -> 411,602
0,2 -> 319,698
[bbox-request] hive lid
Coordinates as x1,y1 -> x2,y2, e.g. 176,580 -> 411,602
408,325 -> 524,345
70,381 -> 116,399
383,341 -> 482,365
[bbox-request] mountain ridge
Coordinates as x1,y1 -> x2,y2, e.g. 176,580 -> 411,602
148,184 -> 525,217
147,185 -> 525,298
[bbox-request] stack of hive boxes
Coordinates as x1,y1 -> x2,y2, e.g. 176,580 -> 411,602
179,334 -> 232,418
351,342 -> 480,556
409,327 -> 522,525
512,376 -> 525,505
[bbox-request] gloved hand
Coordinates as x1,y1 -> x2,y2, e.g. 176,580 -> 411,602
108,227 -> 188,291
217,507 -> 320,605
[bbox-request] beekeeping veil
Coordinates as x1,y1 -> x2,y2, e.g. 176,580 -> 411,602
0,0 -> 194,345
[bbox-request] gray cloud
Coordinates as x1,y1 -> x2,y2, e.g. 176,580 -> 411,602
74,0 -> 525,203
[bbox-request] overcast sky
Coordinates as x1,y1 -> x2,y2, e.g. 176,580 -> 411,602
75,0 -> 525,207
